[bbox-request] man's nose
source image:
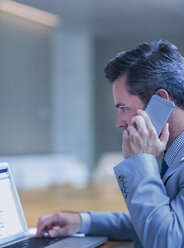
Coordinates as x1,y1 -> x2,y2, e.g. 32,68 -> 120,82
116,112 -> 126,128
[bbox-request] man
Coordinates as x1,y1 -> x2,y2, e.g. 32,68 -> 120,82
36,40 -> 184,247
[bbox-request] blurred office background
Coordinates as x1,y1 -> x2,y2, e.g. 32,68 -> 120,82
0,0 -> 184,189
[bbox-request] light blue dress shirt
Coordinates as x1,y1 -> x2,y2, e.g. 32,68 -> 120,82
164,131 -> 184,166
79,212 -> 91,233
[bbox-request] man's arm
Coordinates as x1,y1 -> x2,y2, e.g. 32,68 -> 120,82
87,211 -> 137,241
36,210 -> 137,241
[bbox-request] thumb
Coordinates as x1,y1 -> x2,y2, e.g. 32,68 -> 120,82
160,123 -> 169,146
48,227 -> 67,238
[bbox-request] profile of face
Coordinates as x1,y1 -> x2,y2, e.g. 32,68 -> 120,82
113,74 -> 145,129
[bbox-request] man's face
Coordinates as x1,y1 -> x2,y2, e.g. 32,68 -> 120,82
113,74 -> 145,129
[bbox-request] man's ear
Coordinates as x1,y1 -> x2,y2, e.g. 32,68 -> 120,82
155,89 -> 170,100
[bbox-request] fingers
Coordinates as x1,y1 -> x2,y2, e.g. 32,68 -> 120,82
160,123 -> 169,146
36,211 -> 82,238
122,129 -> 130,158
123,129 -> 129,143
36,212 -> 62,237
127,126 -> 139,145
48,226 -> 70,238
137,109 -> 157,136
123,125 -> 142,158
122,109 -> 169,158
137,109 -> 169,142
131,115 -> 147,136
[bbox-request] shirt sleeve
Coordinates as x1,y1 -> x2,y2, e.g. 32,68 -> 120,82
79,212 -> 91,234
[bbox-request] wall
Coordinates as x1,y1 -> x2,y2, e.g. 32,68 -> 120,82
0,12 -> 51,154
1,9 -> 184,172
50,29 -> 95,169
0,12 -> 96,171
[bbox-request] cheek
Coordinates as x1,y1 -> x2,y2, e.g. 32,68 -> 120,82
132,102 -> 145,116
126,108 -> 140,126
137,101 -> 145,111
126,113 -> 134,126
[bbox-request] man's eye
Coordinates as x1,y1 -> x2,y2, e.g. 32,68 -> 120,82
120,106 -> 127,112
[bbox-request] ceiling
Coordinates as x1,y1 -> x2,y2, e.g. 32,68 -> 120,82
14,0 -> 184,36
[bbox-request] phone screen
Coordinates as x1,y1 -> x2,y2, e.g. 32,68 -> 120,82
145,95 -> 175,136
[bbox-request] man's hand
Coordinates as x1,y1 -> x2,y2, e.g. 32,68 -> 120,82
36,211 -> 81,238
123,109 -> 169,159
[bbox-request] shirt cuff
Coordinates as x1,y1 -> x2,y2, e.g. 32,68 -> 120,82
79,212 -> 91,234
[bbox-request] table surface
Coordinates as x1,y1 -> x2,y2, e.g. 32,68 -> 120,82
100,241 -> 133,248
19,182 -> 133,247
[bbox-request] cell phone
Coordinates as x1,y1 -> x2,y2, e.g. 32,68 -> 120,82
145,94 -> 175,136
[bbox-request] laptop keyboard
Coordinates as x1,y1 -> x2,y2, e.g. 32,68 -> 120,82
3,236 -> 63,248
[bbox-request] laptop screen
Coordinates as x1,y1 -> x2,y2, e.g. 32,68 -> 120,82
0,167 -> 25,240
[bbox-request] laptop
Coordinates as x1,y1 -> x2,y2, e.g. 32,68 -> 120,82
0,162 -> 107,248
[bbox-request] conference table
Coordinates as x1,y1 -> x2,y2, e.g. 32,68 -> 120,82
19,182 -> 134,247
100,241 -> 133,247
